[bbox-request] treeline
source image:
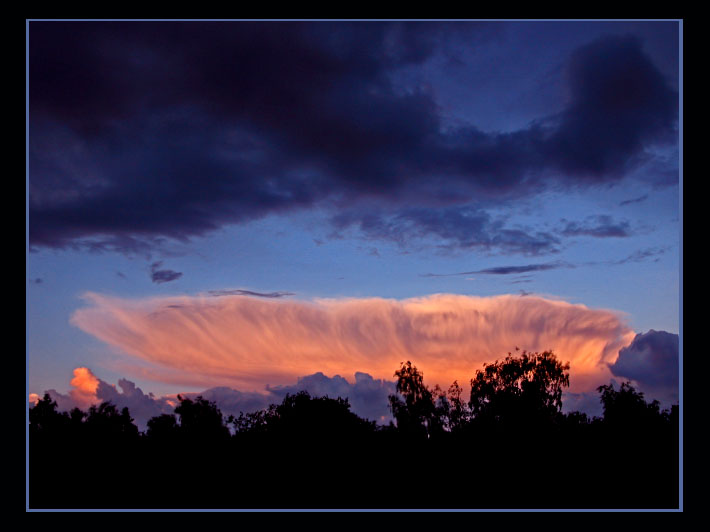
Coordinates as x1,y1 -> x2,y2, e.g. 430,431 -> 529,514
28,351 -> 679,510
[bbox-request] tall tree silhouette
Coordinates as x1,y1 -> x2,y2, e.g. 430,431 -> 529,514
469,350 -> 570,427
388,361 -> 437,438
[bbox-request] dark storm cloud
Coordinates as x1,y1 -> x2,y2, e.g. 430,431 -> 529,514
207,289 -> 295,298
544,35 -> 678,179
150,261 -> 183,284
560,215 -> 632,238
29,23 -> 678,253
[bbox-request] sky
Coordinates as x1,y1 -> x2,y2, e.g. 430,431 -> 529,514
27,20 -> 681,426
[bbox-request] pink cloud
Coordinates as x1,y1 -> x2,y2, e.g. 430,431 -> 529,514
68,366 -> 101,408
70,292 -> 635,394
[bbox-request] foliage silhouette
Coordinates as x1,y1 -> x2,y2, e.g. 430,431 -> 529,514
28,350 -> 679,509
468,349 -> 570,428
597,380 -> 673,429
173,394 -> 230,442
388,361 -> 437,438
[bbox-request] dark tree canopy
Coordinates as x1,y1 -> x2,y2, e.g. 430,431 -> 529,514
469,349 -> 570,426
174,395 -> 230,441
388,361 -> 437,438
597,380 -> 675,429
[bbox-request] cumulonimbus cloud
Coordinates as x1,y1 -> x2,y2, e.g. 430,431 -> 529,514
70,293 -> 635,394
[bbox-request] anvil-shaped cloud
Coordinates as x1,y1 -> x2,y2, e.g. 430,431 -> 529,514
70,293 -> 635,395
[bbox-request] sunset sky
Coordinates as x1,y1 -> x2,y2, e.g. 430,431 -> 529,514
27,20 -> 681,426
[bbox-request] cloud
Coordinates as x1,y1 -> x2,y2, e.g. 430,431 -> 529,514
544,34 -> 678,178
334,206 -> 561,256
207,289 -> 294,298
422,261 -> 568,277
560,215 -> 631,238
619,194 -> 649,206
608,329 -> 678,405
612,246 -> 669,265
70,292 -> 635,396
32,368 -> 396,428
168,387 -> 272,420
38,367 -> 175,428
150,261 -> 183,284
29,25 -> 677,253
268,371 -> 396,423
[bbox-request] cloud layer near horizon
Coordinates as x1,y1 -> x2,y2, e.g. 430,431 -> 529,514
70,293 -> 635,394
32,367 -> 397,429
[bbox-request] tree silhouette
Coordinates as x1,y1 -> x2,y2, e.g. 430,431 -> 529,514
29,393 -> 68,435
28,352 -> 678,510
145,413 -> 179,440
174,395 -> 230,442
597,380 -> 673,429
85,401 -> 139,440
388,361 -> 437,438
468,350 -> 570,427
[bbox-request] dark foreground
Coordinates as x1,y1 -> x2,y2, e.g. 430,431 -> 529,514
29,401 -> 678,510
29,355 -> 679,509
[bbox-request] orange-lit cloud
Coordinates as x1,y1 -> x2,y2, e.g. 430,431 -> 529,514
70,292 -> 635,394
68,366 -> 101,408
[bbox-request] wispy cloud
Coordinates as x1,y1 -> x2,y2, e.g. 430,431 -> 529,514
612,246 -> 670,265
619,194 -> 649,206
70,292 -> 634,395
206,289 -> 295,298
422,261 -> 569,277
560,215 -> 631,238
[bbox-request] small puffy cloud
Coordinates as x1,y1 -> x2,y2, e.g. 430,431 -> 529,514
150,261 -> 183,284
68,367 -> 100,408
608,329 -> 678,405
